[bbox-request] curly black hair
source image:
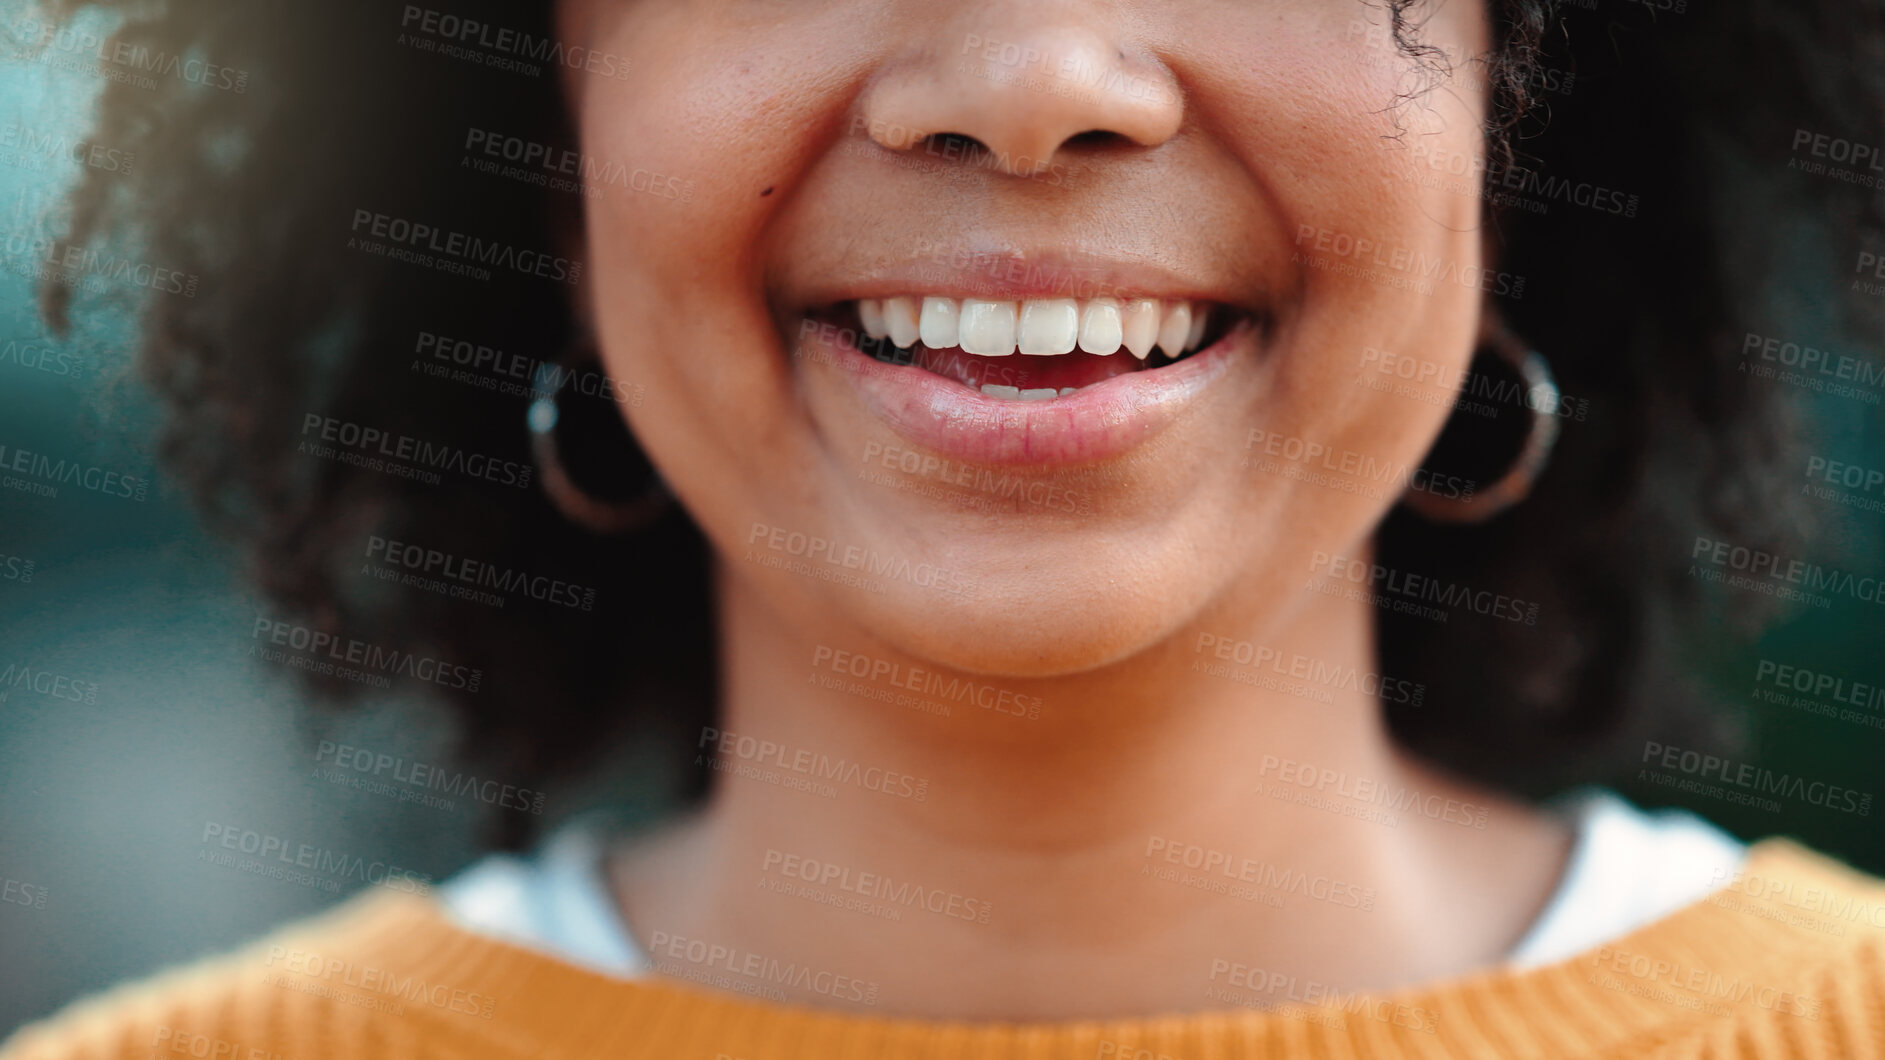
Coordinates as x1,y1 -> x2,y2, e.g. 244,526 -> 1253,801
30,0 -> 1880,845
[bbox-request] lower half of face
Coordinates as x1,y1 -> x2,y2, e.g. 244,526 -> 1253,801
563,0 -> 1492,677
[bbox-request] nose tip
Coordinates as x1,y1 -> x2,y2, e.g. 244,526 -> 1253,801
857,21 -> 1183,178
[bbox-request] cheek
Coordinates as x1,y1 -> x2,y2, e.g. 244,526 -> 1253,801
566,6 -> 878,529
568,33 -> 809,531
1184,9 -> 1488,546
1285,68 -> 1484,453
578,142 -> 786,531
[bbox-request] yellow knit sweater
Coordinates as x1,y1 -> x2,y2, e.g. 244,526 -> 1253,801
7,838 -> 1885,1059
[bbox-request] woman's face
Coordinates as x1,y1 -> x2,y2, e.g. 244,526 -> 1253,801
558,0 -> 1491,676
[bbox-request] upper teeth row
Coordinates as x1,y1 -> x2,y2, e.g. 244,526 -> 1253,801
858,297 -> 1209,360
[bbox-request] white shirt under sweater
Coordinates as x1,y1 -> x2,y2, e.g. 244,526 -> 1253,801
437,788 -> 1745,978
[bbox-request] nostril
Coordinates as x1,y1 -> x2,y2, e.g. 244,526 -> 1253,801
920,132 -> 986,157
1064,130 -> 1126,149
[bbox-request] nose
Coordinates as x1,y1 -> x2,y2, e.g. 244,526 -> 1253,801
856,6 -> 1184,178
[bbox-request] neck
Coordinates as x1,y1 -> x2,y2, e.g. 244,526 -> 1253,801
611,547 -> 1570,1021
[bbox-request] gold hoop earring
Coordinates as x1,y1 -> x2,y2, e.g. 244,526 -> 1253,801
525,344 -> 672,534
1402,319 -> 1562,524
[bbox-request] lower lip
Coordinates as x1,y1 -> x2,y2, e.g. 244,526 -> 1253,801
803,319 -> 1249,466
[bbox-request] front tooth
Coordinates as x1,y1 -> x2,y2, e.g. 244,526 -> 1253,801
884,296 -> 921,348
1058,387 -> 1077,396
959,300 -> 1018,356
1018,298 -> 1078,355
1019,388 -> 1058,401
919,297 -> 960,349
1157,302 -> 1192,357
1121,299 -> 1160,360
1185,305 -> 1209,350
1078,297 -> 1122,355
981,384 -> 1020,399
859,299 -> 887,341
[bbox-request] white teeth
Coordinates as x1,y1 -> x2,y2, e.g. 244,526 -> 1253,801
1078,297 -> 1122,355
918,297 -> 960,350
858,296 -> 1213,363
1121,299 -> 1160,360
1017,298 -> 1078,356
979,384 -> 1080,401
959,299 -> 1018,356
883,296 -> 921,348
980,383 -> 1082,400
859,298 -> 887,341
1157,302 -> 1191,357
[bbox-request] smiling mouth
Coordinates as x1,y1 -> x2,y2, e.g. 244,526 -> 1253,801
818,296 -> 1238,399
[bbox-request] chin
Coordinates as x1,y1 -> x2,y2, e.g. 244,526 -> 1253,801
821,549 -> 1210,678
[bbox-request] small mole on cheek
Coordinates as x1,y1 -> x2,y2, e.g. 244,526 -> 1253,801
761,186 -> 774,196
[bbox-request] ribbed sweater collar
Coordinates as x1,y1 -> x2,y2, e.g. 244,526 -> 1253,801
272,838 -> 1882,1059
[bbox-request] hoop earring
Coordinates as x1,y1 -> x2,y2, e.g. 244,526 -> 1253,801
1401,319 -> 1561,524
525,344 -> 672,535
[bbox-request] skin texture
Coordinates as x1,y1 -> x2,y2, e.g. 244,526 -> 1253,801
557,0 -> 1570,1020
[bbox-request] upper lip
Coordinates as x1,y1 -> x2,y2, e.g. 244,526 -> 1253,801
782,243 -> 1268,316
